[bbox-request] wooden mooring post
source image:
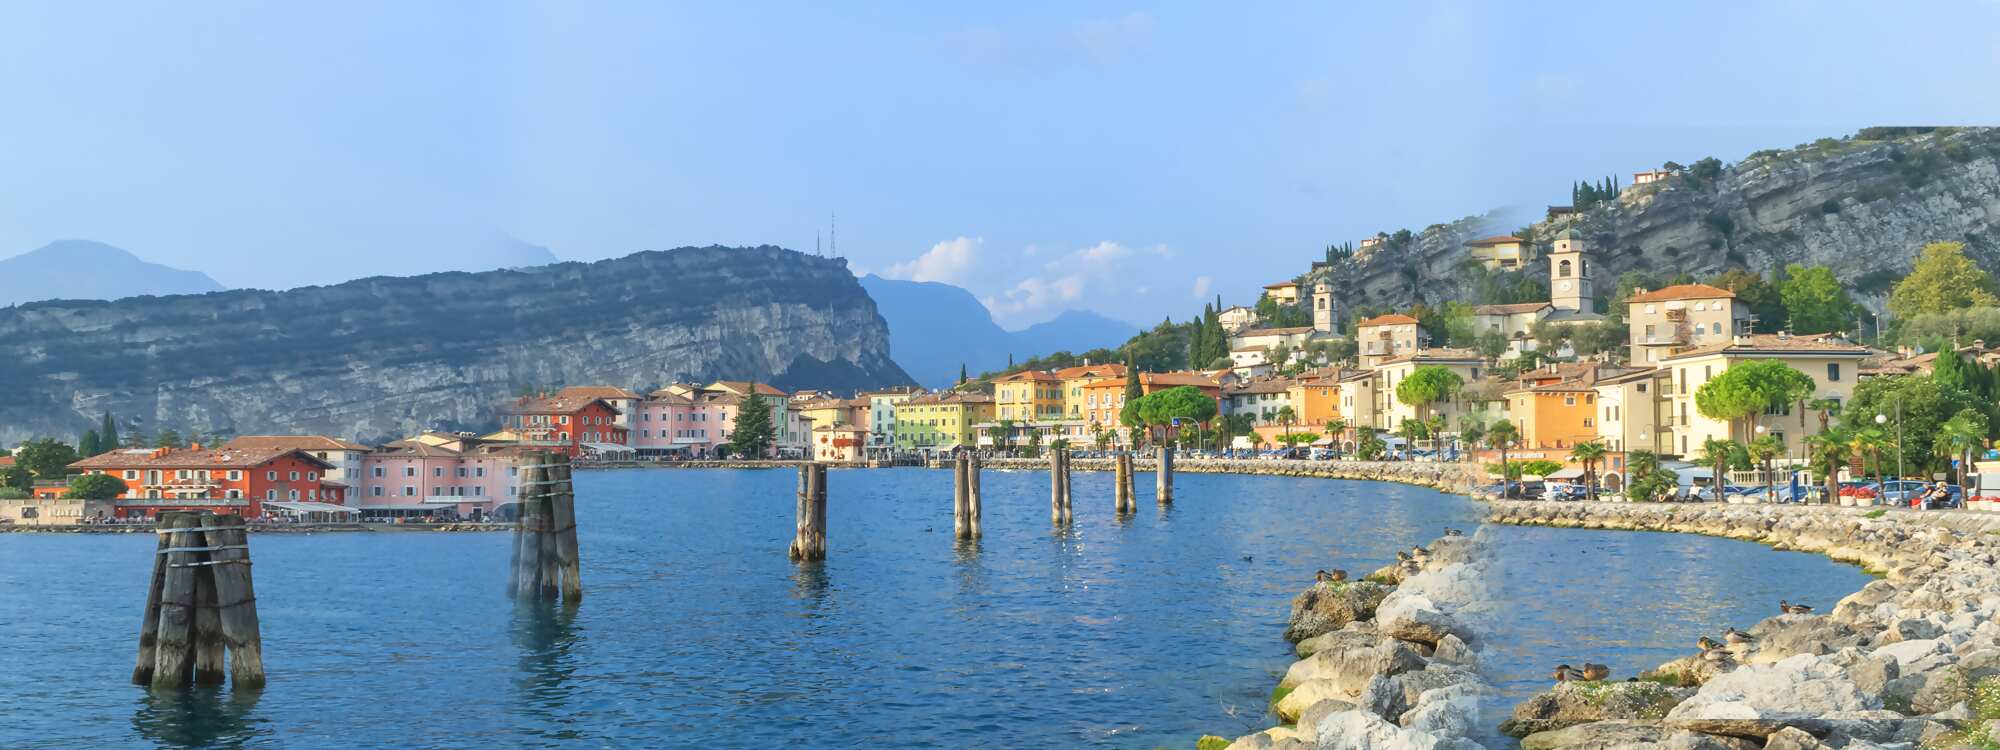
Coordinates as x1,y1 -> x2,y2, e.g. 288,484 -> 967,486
1113,451 -> 1135,513
512,452 -> 583,602
1156,446 -> 1175,505
134,510 -> 265,690
967,453 -> 983,538
1049,449 -> 1073,525
789,462 -> 828,561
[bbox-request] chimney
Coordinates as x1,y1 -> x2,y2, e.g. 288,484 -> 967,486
190,442 -> 202,451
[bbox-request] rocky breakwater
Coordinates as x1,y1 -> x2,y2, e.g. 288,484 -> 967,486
1488,501 -> 2000,749
981,457 -> 1477,493
1217,531 -> 1496,750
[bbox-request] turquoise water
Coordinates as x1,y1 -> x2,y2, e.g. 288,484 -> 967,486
0,469 -> 1869,748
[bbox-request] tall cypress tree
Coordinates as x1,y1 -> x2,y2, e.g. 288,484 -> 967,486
78,429 -> 101,458
100,413 -> 118,453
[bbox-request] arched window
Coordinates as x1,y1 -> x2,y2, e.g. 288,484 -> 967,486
1558,259 -> 1573,277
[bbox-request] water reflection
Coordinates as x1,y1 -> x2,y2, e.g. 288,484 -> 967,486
130,686 -> 265,749
510,600 -> 583,712
789,560 -> 831,611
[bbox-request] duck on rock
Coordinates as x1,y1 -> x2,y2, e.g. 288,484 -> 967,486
1315,569 -> 1347,583
1723,627 -> 1754,644
1581,663 -> 1610,681
1552,664 -> 1586,683
1779,599 -> 1813,615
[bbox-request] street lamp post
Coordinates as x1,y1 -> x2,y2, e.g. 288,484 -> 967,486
1876,397 -> 1905,484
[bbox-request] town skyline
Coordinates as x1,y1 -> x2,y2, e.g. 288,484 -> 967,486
7,3 -> 1999,328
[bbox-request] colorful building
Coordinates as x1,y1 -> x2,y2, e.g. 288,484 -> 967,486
1372,348 -> 1487,433
812,425 -> 869,462
1357,314 -> 1424,368
502,394 -> 629,456
1625,283 -> 1750,365
1465,235 -> 1529,271
893,391 -> 995,454
1659,334 -> 1869,458
357,433 -> 531,519
222,435 -> 370,485
69,445 -> 347,520
863,387 -> 923,454
551,385 -> 644,428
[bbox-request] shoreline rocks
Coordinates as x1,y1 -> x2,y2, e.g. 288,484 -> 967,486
1490,501 -> 2000,749
1229,531 -> 1498,750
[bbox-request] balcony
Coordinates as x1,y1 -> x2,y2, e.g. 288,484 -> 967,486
1665,309 -> 1687,322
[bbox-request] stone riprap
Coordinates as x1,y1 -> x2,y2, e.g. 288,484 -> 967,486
1488,501 -> 2000,749
981,457 -> 1477,492
1224,531 -> 1497,750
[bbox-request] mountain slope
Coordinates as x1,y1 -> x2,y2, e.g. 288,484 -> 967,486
859,275 -> 1137,387
0,246 -> 911,444
1318,127 -> 2000,314
0,240 -> 225,306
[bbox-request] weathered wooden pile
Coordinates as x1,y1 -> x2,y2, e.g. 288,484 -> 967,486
511,451 -> 582,602
133,510 -> 265,690
1049,449 -> 1073,525
789,462 -> 828,561
952,453 -> 983,539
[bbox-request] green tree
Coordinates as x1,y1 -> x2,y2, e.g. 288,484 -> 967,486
77,429 -> 101,459
1712,267 -> 1788,333
1936,409 -> 1988,490
1842,373 -> 1986,476
1487,418 -> 1519,495
958,363 -> 968,385
1890,241 -> 2000,320
100,413 -> 119,454
1626,450 -> 1678,502
1699,437 -> 1743,501
1747,434 -> 1784,503
1394,366 -> 1465,426
989,419 -> 1016,455
154,429 -> 183,449
728,389 -> 778,459
1137,386 -> 1219,444
1569,441 -> 1607,502
1517,459 -> 1564,478
1809,428 -> 1855,504
64,473 -> 127,500
1355,426 -> 1386,460
1778,264 -> 1857,334
1474,329 -> 1508,360
0,465 -> 29,490
1694,360 -> 1816,443
14,438 -> 79,480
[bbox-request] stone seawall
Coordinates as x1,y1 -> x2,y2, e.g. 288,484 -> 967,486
1485,501 -> 2000,749
982,458 -> 1477,493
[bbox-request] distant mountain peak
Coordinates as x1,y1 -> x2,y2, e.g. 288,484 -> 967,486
859,274 -> 1138,387
0,239 -> 225,306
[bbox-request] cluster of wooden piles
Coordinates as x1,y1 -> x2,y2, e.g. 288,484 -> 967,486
511,452 -> 583,602
133,511 -> 264,690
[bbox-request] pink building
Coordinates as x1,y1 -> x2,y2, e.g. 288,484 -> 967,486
356,433 -> 534,520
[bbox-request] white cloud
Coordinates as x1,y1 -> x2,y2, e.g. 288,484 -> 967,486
1192,275 -> 1213,299
987,240 -> 1160,325
882,236 -> 983,286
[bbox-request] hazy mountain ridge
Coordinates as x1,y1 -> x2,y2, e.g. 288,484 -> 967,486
859,275 -> 1138,387
0,240 -> 225,306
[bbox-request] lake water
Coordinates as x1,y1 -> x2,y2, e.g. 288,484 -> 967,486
0,468 -> 1871,749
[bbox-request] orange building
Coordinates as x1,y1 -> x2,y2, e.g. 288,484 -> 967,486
502,394 -> 629,455
1077,371 -> 1221,444
68,445 -> 345,519
1288,368 -> 1346,428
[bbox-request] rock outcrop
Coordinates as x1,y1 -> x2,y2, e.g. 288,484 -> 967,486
1320,127 -> 2000,314
0,245 -> 912,444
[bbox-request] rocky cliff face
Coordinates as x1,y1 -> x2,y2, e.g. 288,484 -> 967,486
1320,127 -> 2000,313
0,245 -> 912,444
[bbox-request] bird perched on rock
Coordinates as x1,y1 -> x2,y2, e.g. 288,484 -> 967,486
1396,550 -> 1412,563
1315,569 -> 1347,583
1700,647 -> 1733,663
1696,636 -> 1723,651
1779,600 -> 1813,615
1444,528 -> 1464,537
1410,545 -> 1429,557
1581,663 -> 1610,681
1552,664 -> 1586,682
1724,627 -> 1754,644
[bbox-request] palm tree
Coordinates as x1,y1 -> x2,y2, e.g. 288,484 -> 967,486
1936,410 -> 1988,491
1488,419 -> 1519,496
1323,418 -> 1347,454
1855,427 -> 1890,488
1807,397 -> 1841,433
1747,434 -> 1783,503
1809,429 -> 1854,505
1275,405 -> 1297,438
1569,441 -> 1607,502
1627,449 -> 1665,501
1699,437 -> 1739,501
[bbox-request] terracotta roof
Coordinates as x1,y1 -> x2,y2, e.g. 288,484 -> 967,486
1661,334 -> 1872,362
705,380 -> 790,397
223,435 -> 372,453
0,456 -> 16,467
1473,302 -> 1550,316
1263,281 -> 1300,290
1052,363 -> 1126,380
643,392 -> 694,406
994,370 -> 1060,382
1142,372 -> 1221,388
1466,235 -> 1525,247
505,394 -> 619,415
554,385 -> 642,401
904,391 -> 995,406
1628,284 -> 1736,303
1359,314 -> 1420,326
1225,378 -> 1293,395
71,446 -> 334,471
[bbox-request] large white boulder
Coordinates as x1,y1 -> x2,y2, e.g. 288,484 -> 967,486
1663,654 -> 1879,738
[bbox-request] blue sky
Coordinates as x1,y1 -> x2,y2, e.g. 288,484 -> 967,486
4,2 -> 1997,328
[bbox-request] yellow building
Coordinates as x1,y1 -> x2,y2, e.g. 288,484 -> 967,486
1465,235 -> 1529,270
1503,383 -> 1602,450
1263,281 -> 1301,305
1357,313 -> 1425,368
893,391 -> 996,453
1660,334 -> 1870,458
1593,368 -> 1670,454
1626,284 -> 1751,365
993,370 -> 1064,422
1054,363 -> 1126,440
1372,349 -> 1486,432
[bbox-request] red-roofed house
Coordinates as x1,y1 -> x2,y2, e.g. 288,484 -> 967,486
503,394 -> 629,456
1625,283 -> 1750,365
69,445 -> 345,520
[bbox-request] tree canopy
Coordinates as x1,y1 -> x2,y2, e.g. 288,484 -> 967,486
1694,360 -> 1816,432
1890,241 -> 1999,320
64,473 -> 127,500
728,390 -> 778,458
1134,386 -> 1218,427
13,438 -> 79,480
1778,264 -> 1857,334
1394,366 -> 1465,412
